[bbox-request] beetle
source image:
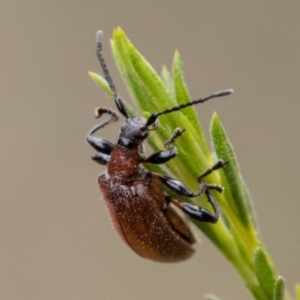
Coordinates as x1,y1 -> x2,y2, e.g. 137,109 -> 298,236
87,30 -> 233,262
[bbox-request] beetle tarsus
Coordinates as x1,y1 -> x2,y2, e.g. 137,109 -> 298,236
94,107 -> 119,120
164,128 -> 185,150
198,159 -> 227,180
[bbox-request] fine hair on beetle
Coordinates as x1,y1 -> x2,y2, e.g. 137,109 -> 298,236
86,30 -> 233,262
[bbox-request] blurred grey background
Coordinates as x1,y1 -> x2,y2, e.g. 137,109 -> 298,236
1,2 -> 299,299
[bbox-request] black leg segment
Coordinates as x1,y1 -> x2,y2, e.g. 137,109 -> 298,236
155,160 -> 227,223
142,128 -> 185,165
86,107 -> 118,155
91,153 -> 110,165
169,190 -> 219,223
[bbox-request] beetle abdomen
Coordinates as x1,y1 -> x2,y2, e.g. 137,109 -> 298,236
98,172 -> 195,262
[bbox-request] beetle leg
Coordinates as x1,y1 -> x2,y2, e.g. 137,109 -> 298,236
86,107 -> 118,155
198,159 -> 228,179
164,128 -> 185,150
152,172 -> 220,198
91,153 -> 110,165
167,190 -> 219,223
154,159 -> 227,196
152,160 -> 227,223
142,128 -> 185,164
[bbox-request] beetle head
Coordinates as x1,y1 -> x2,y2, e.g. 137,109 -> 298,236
118,116 -> 158,147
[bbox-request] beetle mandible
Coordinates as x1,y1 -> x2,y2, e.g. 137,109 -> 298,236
87,30 -> 233,262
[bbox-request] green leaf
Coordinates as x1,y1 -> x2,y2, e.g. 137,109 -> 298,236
89,71 -> 113,99
210,113 -> 256,233
273,276 -> 285,300
254,247 -> 277,299
172,51 -> 209,156
161,66 -> 175,98
111,29 -> 151,112
113,28 -> 174,115
129,45 -> 175,113
88,72 -> 137,118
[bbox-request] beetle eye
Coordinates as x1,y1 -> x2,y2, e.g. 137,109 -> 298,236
132,127 -> 147,139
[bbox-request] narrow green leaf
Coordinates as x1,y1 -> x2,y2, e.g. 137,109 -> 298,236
172,50 -> 209,156
111,28 -> 161,116
161,66 -> 175,98
88,71 -> 113,99
230,222 -> 255,269
112,29 -> 180,146
273,276 -> 285,300
210,113 -> 256,232
111,31 -> 150,111
113,28 -> 175,115
254,247 -> 277,299
88,71 -> 138,118
128,43 -> 175,113
196,217 -> 240,264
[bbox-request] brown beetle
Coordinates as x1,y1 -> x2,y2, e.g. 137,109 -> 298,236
87,31 -> 233,262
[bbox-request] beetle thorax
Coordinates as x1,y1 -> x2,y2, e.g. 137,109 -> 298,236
107,144 -> 140,177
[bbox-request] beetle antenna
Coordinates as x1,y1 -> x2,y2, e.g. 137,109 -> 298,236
146,89 -> 233,126
96,30 -> 128,118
